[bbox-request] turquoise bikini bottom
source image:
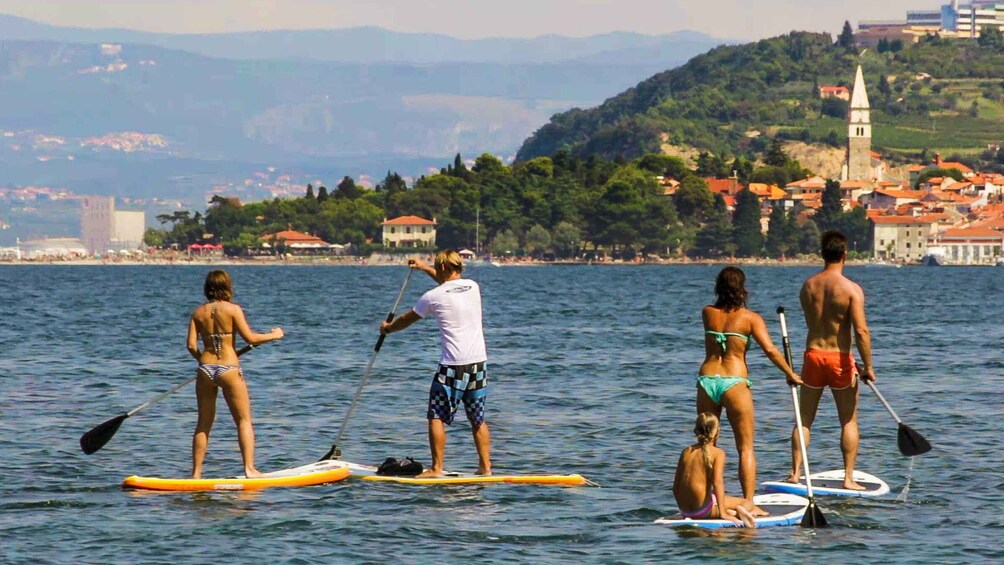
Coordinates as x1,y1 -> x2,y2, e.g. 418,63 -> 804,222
697,375 -> 751,405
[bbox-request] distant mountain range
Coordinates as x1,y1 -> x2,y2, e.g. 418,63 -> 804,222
0,14 -> 723,65
0,14 -> 726,202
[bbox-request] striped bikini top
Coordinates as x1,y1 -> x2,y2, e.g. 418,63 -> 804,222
208,303 -> 233,358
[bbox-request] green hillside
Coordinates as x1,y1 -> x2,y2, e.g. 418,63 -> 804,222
516,32 -> 1004,170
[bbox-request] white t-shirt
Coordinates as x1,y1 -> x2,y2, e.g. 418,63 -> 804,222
413,278 -> 487,366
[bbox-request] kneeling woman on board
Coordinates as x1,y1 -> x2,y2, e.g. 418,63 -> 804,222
696,267 -> 800,504
187,269 -> 284,479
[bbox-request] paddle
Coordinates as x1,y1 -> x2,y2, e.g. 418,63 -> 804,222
79,343 -> 256,455
865,380 -> 932,457
777,306 -> 828,528
320,267 -> 414,461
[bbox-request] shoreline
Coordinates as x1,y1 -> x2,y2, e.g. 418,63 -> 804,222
0,256 -> 909,267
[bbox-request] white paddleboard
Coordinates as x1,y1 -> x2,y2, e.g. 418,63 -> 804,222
329,460 -> 589,486
761,469 -> 889,498
655,493 -> 808,529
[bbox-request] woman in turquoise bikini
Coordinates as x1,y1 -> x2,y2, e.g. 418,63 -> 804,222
697,266 -> 801,504
187,270 -> 284,479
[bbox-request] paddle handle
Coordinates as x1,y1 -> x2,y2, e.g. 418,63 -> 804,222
374,267 -> 414,352
778,306 -> 816,499
866,380 -> 902,425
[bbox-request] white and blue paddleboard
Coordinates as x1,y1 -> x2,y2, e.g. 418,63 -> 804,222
655,493 -> 808,529
761,469 -> 889,498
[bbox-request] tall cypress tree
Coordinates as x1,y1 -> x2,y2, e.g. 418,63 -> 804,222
815,179 -> 843,232
838,20 -> 856,51
765,204 -> 792,258
693,194 -> 734,258
305,183 -> 315,199
732,188 -> 764,257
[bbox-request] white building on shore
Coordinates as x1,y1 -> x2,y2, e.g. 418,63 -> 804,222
81,196 -> 145,255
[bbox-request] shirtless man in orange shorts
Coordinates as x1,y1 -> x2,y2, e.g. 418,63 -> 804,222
786,230 -> 876,490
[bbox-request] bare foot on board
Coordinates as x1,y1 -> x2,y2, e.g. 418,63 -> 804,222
244,468 -> 264,478
749,503 -> 769,517
842,479 -> 867,490
784,473 -> 801,484
475,467 -> 492,476
415,469 -> 444,479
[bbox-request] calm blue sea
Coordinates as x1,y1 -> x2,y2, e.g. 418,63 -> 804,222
1,264 -> 1001,563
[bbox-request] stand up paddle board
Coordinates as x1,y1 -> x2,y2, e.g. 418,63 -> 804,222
330,460 -> 589,486
122,460 -> 350,491
655,493 -> 808,529
761,469 -> 889,498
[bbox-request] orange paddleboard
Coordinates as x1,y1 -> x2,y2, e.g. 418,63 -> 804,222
122,460 -> 350,491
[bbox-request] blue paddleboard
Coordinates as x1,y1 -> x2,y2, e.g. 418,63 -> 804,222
760,469 -> 889,498
655,493 -> 808,529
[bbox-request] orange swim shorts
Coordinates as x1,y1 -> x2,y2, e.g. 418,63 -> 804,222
801,349 -> 857,390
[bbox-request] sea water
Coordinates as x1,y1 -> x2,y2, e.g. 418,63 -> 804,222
1,264 -> 1001,562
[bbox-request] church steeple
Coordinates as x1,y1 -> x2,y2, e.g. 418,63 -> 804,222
844,64 -> 872,181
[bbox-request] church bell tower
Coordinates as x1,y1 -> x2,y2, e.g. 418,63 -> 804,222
844,65 -> 872,181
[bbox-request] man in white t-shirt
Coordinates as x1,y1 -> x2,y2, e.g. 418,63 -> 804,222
380,250 -> 491,477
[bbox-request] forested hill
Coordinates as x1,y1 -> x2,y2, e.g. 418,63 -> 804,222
515,31 -> 1004,166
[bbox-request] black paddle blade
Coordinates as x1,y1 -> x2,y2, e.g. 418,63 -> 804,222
318,444 -> 341,462
79,413 -> 128,455
800,501 -> 828,528
898,424 -> 932,456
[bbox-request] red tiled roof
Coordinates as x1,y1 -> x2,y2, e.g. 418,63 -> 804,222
705,178 -> 735,194
874,189 -> 926,199
382,215 -> 436,226
971,217 -> 1004,230
261,230 -> 327,243
939,162 -> 973,174
870,215 -> 936,225
940,227 -> 1002,238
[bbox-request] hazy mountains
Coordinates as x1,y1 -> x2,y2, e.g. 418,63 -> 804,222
0,14 -> 724,201
0,14 -> 721,65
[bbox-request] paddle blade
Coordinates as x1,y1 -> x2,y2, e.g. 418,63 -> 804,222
80,414 -> 128,455
319,444 -> 341,462
898,423 -> 932,456
800,500 -> 828,528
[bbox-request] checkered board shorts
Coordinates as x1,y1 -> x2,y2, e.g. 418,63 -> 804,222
427,362 -> 488,426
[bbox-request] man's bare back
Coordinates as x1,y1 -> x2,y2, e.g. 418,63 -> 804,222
800,267 -> 864,354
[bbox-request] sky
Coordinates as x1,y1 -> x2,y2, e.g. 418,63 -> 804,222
0,0 -> 942,40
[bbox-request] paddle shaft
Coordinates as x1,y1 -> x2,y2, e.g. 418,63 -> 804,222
126,343 -> 255,418
778,307 -> 818,500
865,380 -> 903,424
327,268 -> 414,454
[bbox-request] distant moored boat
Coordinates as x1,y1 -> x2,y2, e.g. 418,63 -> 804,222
921,246 -> 946,267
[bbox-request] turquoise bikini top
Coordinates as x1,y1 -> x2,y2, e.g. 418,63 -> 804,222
705,330 -> 750,352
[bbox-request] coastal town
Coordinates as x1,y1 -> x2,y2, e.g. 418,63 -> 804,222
2,1 -> 1004,265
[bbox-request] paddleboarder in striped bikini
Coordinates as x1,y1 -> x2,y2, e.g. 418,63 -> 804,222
380,250 -> 492,478
787,231 -> 876,491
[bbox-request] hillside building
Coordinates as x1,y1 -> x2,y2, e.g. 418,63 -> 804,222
382,216 -> 437,248
80,196 -> 145,254
860,1 -> 1004,41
